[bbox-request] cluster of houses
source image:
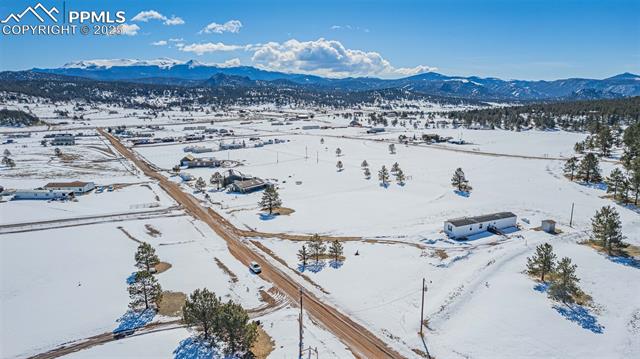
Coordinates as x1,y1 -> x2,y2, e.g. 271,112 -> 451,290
12,181 -> 95,200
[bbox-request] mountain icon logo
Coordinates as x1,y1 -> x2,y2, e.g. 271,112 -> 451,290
1,3 -> 59,23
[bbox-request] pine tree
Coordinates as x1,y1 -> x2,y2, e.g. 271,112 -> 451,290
3,149 -> 10,156
389,143 -> 396,154
363,167 -> 371,179
548,257 -> 581,304
591,205 -> 625,255
605,168 -> 625,200
210,172 -> 223,190
619,177 -> 631,204
629,157 -> 640,205
54,147 -> 62,157
182,288 -> 221,340
577,153 -> 601,183
451,167 -> 472,192
563,156 -> 579,181
336,160 -> 344,171
391,162 -> 400,173
297,245 -> 309,267
335,147 -> 342,157
320,138 -> 324,144
526,243 -> 556,281
395,168 -> 406,185
128,270 -> 162,310
195,177 -> 206,192
259,186 -> 282,215
328,240 -> 343,263
308,234 -> 326,263
135,242 -> 160,272
574,141 -> 585,154
361,160 -> 368,168
378,165 -> 390,186
597,126 -> 614,157
219,300 -> 258,356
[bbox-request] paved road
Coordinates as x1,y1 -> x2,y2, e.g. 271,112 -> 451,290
99,128 -> 405,359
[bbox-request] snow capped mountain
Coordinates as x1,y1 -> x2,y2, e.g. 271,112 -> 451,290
62,58 -> 184,69
32,59 -> 640,101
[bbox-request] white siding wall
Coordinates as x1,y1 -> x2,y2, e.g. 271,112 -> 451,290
444,216 -> 517,239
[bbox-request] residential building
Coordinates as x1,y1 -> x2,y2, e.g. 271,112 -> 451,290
444,212 -> 517,239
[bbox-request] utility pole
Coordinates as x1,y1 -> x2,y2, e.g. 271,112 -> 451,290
299,288 -> 303,359
420,278 -> 426,336
316,151 -> 319,164
277,151 -> 279,164
305,146 -> 308,160
569,202 -> 575,228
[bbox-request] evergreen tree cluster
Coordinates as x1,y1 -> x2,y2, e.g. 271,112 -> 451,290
526,243 -> 584,304
182,288 -> 258,356
591,206 -> 626,255
563,153 -> 602,183
297,234 -> 344,269
446,96 -> 640,131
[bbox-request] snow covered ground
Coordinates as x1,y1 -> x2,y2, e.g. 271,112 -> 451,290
1,101 -> 638,358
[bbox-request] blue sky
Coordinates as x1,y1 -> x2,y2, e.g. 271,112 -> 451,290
0,0 -> 638,80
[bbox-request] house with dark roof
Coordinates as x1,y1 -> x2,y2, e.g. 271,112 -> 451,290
43,181 -> 95,194
444,212 -> 517,239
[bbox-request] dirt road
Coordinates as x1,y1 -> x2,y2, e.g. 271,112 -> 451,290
99,128 -> 405,359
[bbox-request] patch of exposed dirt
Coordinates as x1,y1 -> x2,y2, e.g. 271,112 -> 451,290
214,257 -> 238,283
271,207 -> 295,216
433,249 -> 448,260
582,239 -> 640,259
145,224 -> 162,237
154,261 -> 172,274
158,291 -> 186,317
251,326 -> 275,359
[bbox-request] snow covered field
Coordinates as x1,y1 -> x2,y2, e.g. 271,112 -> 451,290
136,129 -> 638,241
1,101 -> 638,358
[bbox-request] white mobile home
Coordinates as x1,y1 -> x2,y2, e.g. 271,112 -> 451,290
13,189 -> 73,200
444,212 -> 517,239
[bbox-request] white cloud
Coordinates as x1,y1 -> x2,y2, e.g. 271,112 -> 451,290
119,23 -> 140,36
179,42 -> 245,55
164,16 -> 185,26
200,20 -> 242,34
151,40 -> 168,46
250,38 -> 435,78
131,10 -> 165,22
217,58 -> 242,68
131,10 -> 184,26
168,38 -> 184,42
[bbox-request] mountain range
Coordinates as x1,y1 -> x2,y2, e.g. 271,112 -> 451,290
25,59 -> 640,101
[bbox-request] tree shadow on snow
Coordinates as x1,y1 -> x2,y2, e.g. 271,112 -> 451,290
113,308 -> 156,333
606,255 -> 640,269
329,259 -> 344,269
259,213 -> 276,221
553,305 -> 604,334
298,261 -> 326,273
533,283 -> 604,334
454,190 -> 470,198
578,181 -> 607,191
173,337 -> 222,359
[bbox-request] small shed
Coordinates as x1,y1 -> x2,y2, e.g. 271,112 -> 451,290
541,220 -> 556,234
